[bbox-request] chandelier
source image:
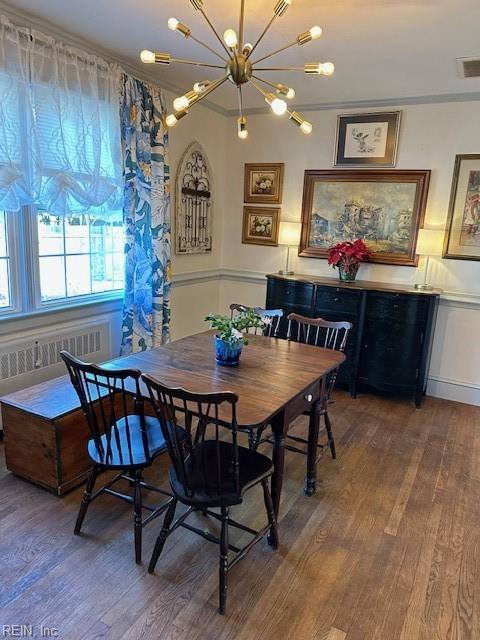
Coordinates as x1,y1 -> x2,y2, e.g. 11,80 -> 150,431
140,0 -> 334,139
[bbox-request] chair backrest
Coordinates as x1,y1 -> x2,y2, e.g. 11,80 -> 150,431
61,351 -> 146,464
142,374 -> 240,502
286,313 -> 352,398
229,303 -> 284,337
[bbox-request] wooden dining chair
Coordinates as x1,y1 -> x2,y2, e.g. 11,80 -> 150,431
61,352 -> 172,564
285,313 -> 352,493
229,303 -> 284,338
142,374 -> 279,615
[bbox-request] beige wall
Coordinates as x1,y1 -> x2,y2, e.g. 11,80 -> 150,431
213,101 -> 480,405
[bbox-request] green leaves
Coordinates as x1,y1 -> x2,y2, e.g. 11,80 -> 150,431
205,310 -> 265,345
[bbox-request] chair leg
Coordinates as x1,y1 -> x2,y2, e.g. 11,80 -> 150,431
305,402 -> 320,497
133,470 -> 143,564
262,478 -> 279,550
324,410 -> 336,460
148,498 -> 177,574
219,506 -> 229,615
74,467 -> 98,535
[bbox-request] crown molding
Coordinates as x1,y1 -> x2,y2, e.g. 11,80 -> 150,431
0,0 -> 229,116
224,91 -> 480,117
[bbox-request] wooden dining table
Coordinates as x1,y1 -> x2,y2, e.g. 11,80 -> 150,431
106,330 -> 345,516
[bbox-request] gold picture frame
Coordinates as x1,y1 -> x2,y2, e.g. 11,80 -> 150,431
242,206 -> 280,246
244,163 -> 284,204
443,154 -> 480,261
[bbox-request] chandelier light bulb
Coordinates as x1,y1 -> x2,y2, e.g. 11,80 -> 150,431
223,29 -> 238,48
238,117 -> 248,139
276,84 -> 295,99
300,120 -> 313,134
193,80 -> 210,94
319,61 -> 335,76
140,49 -> 156,64
168,17 -> 179,31
242,43 -> 253,55
269,97 -> 288,116
309,26 -> 322,40
173,95 -> 189,111
165,114 -> 178,128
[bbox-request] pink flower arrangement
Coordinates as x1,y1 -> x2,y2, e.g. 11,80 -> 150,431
327,239 -> 371,269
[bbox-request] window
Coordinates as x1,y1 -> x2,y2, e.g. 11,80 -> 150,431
0,208 -> 124,318
0,211 -> 10,309
37,212 -> 124,302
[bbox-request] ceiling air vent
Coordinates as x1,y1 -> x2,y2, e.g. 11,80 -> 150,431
457,57 -> 480,78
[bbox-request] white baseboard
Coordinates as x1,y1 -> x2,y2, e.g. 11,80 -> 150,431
427,376 -> 480,406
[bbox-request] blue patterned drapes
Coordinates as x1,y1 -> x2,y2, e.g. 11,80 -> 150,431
120,75 -> 171,355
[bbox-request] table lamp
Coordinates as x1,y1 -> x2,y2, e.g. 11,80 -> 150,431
278,221 -> 301,275
414,228 -> 444,290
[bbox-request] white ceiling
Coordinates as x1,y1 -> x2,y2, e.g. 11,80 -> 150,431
3,0 -> 480,113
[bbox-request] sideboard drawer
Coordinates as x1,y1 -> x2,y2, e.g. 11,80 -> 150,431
366,292 -> 429,323
314,286 -> 360,315
268,279 -> 314,311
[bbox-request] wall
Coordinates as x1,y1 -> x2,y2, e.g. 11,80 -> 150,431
217,100 -> 480,405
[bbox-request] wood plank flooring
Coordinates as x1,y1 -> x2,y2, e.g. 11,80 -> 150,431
0,390 -> 479,640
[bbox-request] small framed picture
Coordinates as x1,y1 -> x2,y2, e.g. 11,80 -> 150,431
443,154 -> 480,261
242,206 -> 280,246
244,163 -> 284,204
334,111 -> 401,168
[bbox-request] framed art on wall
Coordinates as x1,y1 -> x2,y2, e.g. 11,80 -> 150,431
244,163 -> 284,204
443,154 -> 480,261
242,206 -> 280,246
299,169 -> 431,266
334,111 -> 401,167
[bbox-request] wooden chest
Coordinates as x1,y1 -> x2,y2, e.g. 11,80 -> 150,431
1,375 -> 91,495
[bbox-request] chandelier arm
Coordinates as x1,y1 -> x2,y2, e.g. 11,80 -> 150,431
251,74 -> 286,92
249,77 -> 269,99
252,39 -> 298,65
189,34 -> 229,62
254,66 -> 304,71
171,58 -> 225,69
190,76 -> 229,107
198,7 -> 232,56
246,14 -> 277,60
237,86 -> 245,119
239,0 -> 246,50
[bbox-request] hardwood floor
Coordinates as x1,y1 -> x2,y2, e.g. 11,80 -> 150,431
0,391 -> 479,639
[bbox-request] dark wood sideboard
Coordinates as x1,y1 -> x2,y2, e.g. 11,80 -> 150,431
266,273 -> 441,407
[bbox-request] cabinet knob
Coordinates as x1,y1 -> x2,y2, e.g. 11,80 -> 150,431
334,297 -> 340,302
305,393 -> 313,402
393,304 -> 398,309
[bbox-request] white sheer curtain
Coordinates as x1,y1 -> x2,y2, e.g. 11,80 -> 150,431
0,15 -> 123,215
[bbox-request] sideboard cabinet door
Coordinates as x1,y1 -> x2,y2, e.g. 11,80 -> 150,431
266,278 -> 314,337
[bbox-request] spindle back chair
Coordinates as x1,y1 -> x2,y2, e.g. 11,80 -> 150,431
142,374 -> 279,614
61,352 -> 171,564
229,303 -> 283,338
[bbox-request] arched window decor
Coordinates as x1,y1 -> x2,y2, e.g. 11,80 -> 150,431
175,142 -> 213,254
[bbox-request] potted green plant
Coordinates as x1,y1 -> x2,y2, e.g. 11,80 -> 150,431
327,239 -> 371,281
205,309 -> 266,366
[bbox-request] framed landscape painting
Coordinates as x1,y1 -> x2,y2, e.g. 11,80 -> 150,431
334,111 -> 401,167
244,163 -> 284,204
242,206 -> 280,246
299,170 -> 431,266
443,154 -> 480,261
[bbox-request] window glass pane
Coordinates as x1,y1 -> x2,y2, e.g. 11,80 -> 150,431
65,215 -> 90,254
66,254 -> 91,297
0,211 -> 7,256
37,211 -> 124,304
38,214 -> 64,255
0,259 -> 10,308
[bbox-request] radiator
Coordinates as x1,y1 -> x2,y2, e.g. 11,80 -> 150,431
0,318 -> 111,398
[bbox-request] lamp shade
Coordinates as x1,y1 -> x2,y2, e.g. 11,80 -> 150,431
416,229 -> 443,256
278,221 -> 301,246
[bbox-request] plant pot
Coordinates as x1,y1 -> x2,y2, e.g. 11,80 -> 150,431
338,262 -> 359,282
214,336 -> 243,367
